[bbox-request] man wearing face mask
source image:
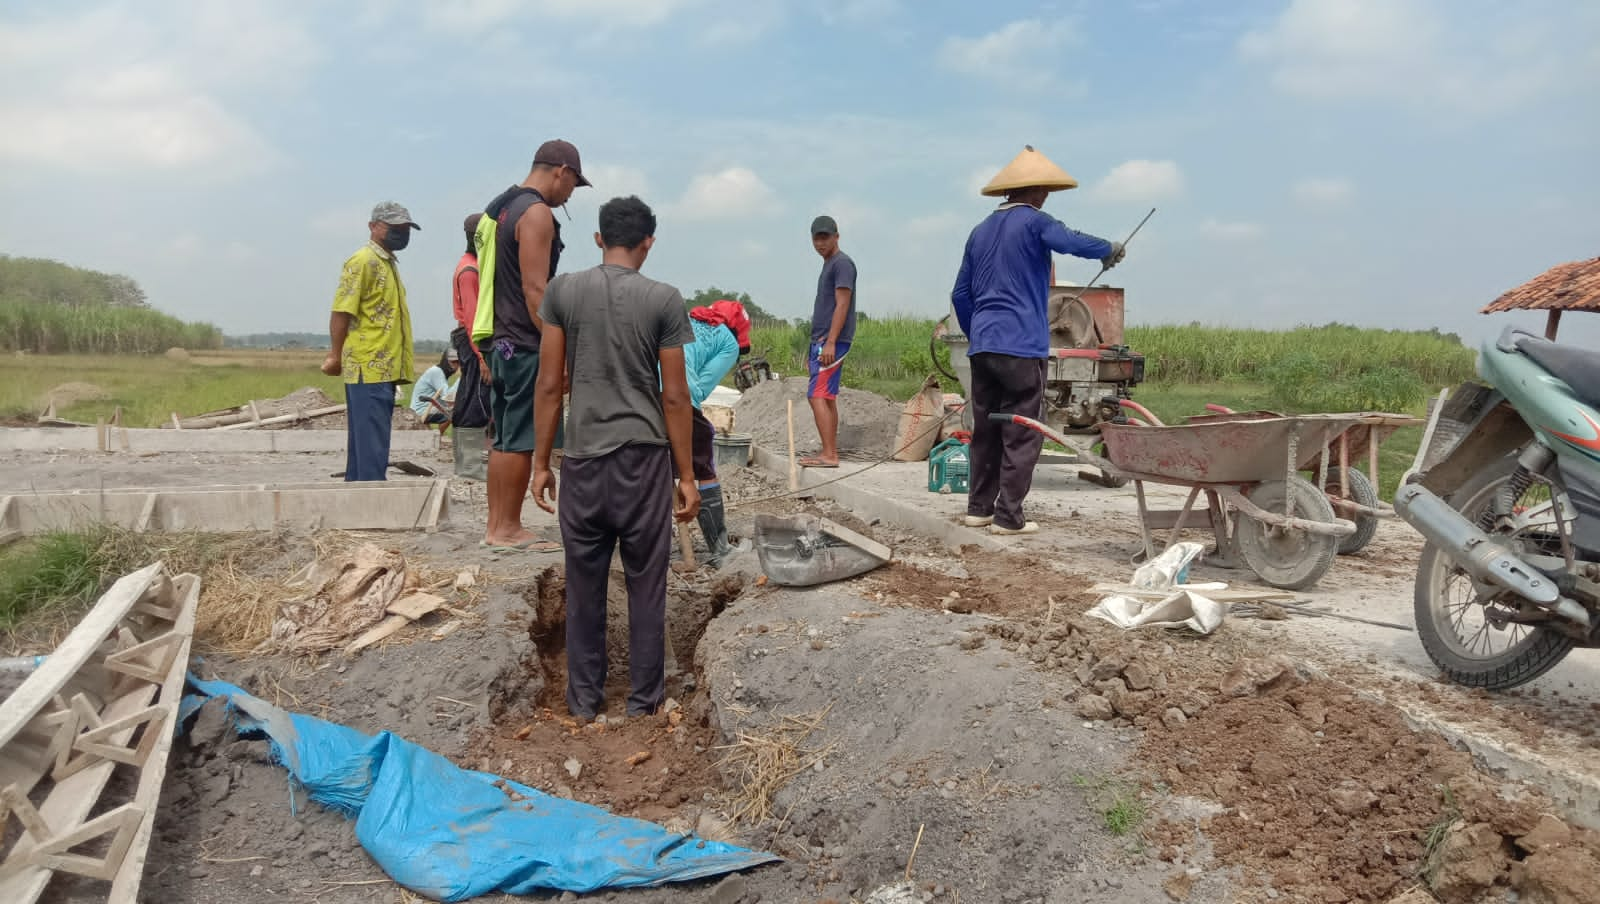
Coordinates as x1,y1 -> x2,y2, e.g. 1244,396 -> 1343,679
471,139 -> 591,550
323,201 -> 419,482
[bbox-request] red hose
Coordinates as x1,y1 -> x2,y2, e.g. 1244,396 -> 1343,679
1204,404 -> 1235,414
1119,399 -> 1165,426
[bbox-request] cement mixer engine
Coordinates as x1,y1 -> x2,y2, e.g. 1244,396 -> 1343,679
934,284 -> 1145,435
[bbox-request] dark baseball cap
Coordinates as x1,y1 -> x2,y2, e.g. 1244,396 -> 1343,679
533,139 -> 592,187
810,215 -> 838,236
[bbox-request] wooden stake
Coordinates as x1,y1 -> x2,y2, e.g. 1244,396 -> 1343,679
787,399 -> 799,492
676,522 -> 697,569
905,823 -> 925,881
169,413 -> 181,430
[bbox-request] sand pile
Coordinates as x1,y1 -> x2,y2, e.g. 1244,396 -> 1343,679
732,377 -> 901,460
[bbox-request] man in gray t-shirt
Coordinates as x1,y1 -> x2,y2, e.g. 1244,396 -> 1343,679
532,195 -> 699,720
803,214 -> 857,468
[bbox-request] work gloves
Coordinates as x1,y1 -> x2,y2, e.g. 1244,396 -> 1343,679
1102,241 -> 1127,269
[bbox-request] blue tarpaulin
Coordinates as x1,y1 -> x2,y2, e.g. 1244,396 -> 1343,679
183,677 -> 778,900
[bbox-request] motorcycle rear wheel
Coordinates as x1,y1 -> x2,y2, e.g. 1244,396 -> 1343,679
1413,456 -> 1576,690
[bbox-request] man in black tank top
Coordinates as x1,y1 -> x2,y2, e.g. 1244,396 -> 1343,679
481,139 -> 591,550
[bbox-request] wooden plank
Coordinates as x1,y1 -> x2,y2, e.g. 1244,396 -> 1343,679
134,493 -> 158,533
106,573 -> 199,904
0,683 -> 161,902
386,592 -> 446,620
346,616 -> 411,654
0,564 -> 161,750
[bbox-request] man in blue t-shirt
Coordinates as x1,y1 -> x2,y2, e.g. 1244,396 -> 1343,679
951,146 -> 1127,535
803,214 -> 856,468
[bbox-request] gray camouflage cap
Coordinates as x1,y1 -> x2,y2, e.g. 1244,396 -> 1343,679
370,201 -> 420,229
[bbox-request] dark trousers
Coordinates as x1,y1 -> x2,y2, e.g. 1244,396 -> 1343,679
559,443 -> 673,717
344,382 -> 396,482
450,328 -> 490,429
691,407 -> 717,483
967,354 -> 1046,530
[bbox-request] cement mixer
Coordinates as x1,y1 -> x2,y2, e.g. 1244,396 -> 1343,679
932,282 -> 1146,484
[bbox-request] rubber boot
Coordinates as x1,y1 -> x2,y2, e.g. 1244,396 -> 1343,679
697,484 -> 732,567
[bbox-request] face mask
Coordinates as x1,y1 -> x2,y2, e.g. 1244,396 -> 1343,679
382,226 -> 411,252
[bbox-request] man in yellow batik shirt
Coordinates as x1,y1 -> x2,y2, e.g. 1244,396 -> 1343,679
322,201 -> 418,481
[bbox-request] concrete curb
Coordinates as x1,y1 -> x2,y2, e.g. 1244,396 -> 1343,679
0,427 -> 440,455
748,444 -> 1008,553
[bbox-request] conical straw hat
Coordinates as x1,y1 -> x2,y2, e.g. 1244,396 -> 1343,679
980,145 -> 1078,197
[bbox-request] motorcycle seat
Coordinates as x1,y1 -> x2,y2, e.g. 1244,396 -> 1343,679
1515,335 -> 1600,409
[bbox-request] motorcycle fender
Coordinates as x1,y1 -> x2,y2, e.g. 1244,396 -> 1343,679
1420,400 -> 1534,495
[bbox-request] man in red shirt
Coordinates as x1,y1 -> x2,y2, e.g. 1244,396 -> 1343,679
450,214 -> 491,433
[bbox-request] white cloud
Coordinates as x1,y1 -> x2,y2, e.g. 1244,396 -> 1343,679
427,0 -> 699,33
673,167 -> 780,221
584,164 -> 653,202
1238,0 -> 1571,112
1292,177 -> 1353,206
1093,160 -> 1185,202
907,213 -> 966,238
0,2 -> 314,174
1199,218 -> 1264,241
702,1 -> 785,44
737,240 -> 771,258
310,206 -> 376,240
938,19 -> 1083,88
819,0 -> 902,25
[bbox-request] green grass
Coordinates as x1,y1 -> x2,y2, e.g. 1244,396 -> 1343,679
0,531 -> 107,627
0,350 -> 357,426
1072,774 -> 1147,837
0,528 -> 263,633
0,298 -> 222,354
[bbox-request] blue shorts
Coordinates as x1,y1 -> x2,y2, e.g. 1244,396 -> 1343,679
807,340 -> 850,400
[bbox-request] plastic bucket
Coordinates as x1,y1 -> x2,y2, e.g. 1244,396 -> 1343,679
713,432 -> 753,472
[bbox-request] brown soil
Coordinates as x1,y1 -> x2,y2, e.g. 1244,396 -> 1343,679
874,556 -> 1600,904
867,553 -> 1098,618
471,564 -> 750,825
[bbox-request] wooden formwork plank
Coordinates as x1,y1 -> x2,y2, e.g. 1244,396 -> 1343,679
0,571 -> 198,904
107,572 -> 199,904
0,564 -> 161,750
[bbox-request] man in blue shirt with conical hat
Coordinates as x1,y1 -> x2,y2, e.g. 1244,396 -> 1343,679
951,146 -> 1127,536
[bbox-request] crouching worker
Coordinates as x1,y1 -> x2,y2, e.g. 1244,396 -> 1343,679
683,299 -> 752,566
410,349 -> 459,426
532,195 -> 699,720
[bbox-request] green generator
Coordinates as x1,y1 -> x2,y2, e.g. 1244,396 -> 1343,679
927,437 -> 970,494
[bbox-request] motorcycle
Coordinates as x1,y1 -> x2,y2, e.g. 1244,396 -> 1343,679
1396,326 -> 1600,689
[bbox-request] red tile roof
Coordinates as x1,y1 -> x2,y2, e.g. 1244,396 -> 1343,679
1482,257 -> 1600,313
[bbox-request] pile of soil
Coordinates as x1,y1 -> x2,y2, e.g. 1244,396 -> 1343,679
966,610 -> 1600,903
733,377 -> 903,460
38,380 -> 108,409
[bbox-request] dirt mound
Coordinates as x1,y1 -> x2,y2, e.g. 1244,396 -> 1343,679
967,608 -> 1600,904
733,377 -> 902,460
165,346 -> 192,362
39,381 -> 108,408
870,554 -> 1098,618
472,564 -> 749,825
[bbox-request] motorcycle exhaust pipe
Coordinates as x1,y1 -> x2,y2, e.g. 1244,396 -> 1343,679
1395,483 -> 1593,629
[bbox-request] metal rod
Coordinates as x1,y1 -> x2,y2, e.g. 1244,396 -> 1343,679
1169,486 -> 1203,549
1285,423 -> 1300,522
1133,480 -> 1156,559
1339,433 -> 1350,498
1068,208 -> 1157,345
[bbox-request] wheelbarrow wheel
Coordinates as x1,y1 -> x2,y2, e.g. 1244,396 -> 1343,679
1234,476 -> 1338,590
1323,467 -> 1379,555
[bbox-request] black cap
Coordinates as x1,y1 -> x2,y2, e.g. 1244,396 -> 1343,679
533,139 -> 591,187
810,215 -> 838,236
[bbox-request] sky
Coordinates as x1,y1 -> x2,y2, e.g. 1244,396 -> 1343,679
1,0 -> 1597,348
